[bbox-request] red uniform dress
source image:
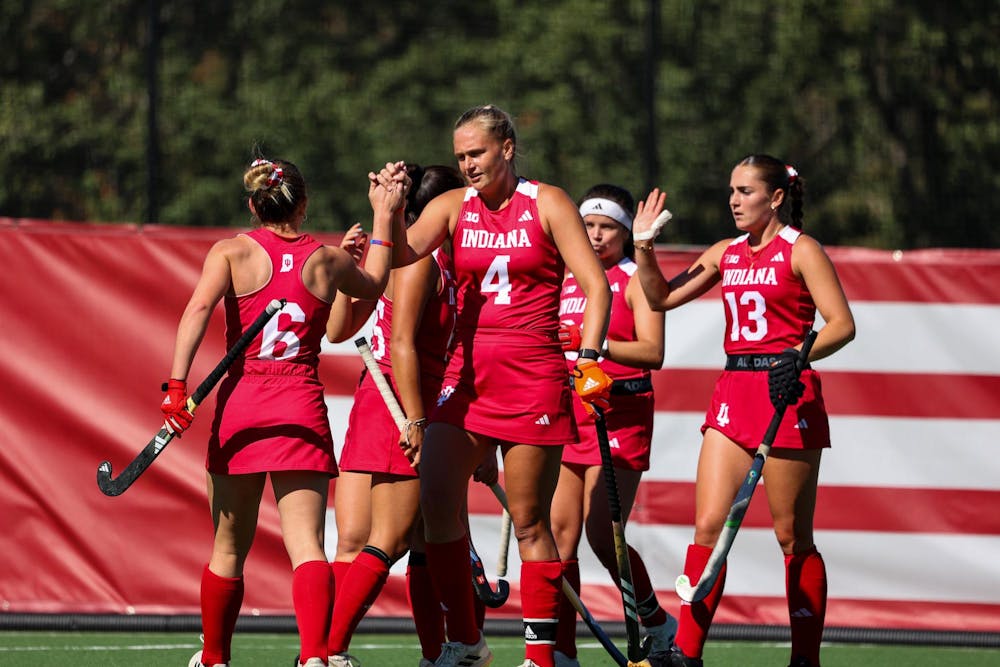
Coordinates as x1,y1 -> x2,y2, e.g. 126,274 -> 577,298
432,179 -> 578,445
206,228 -> 337,474
340,249 -> 457,476
560,258 -> 654,470
701,226 -> 830,449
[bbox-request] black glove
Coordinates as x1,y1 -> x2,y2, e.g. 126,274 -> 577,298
768,348 -> 806,410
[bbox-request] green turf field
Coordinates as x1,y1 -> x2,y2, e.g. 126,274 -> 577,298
0,632 -> 997,667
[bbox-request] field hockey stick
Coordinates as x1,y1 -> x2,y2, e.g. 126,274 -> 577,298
97,298 -> 286,496
488,483 -> 628,667
593,406 -> 651,664
355,336 -> 509,606
675,329 -> 818,603
497,490 -> 512,579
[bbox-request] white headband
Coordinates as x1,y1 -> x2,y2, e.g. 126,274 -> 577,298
579,197 -> 633,231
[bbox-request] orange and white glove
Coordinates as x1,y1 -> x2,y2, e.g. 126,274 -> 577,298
572,351 -> 613,416
160,379 -> 194,435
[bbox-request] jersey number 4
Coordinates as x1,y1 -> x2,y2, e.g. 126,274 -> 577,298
482,255 -> 512,305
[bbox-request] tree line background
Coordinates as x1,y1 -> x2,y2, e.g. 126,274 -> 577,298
2,0 -> 997,249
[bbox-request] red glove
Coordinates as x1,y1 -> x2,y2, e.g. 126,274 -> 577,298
573,359 -> 613,416
160,379 -> 194,435
558,321 -> 582,352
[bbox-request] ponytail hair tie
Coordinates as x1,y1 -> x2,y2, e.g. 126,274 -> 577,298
267,167 -> 284,188
785,164 -> 799,183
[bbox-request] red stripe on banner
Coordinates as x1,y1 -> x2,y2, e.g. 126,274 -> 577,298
651,369 -> 1000,419
575,481 -> 1000,536
321,357 -> 1000,421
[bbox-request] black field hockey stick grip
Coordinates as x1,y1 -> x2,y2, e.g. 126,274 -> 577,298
595,407 -> 651,663
96,298 -> 286,496
675,329 -> 817,602
488,483 -> 627,667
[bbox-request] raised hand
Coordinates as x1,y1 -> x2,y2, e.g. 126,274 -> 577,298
632,188 -> 672,242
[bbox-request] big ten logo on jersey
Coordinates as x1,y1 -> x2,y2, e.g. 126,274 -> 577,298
280,253 -> 294,273
260,301 -> 304,360
463,211 -> 480,223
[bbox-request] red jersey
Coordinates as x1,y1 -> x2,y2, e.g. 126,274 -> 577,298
719,226 -> 815,354
453,179 -> 565,333
431,180 -> 577,445
560,257 -> 648,381
228,228 -> 331,367
368,249 -> 457,380
206,228 -> 336,475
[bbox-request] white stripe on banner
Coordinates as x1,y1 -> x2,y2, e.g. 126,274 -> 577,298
661,301 -> 1000,374
650,413 -> 1000,490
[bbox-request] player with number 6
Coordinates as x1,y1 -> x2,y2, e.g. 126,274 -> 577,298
163,156 -> 404,667
628,155 -> 855,667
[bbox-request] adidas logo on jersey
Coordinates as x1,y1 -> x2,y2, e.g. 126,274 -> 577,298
791,607 -> 814,618
610,283 -> 621,292
535,414 -> 550,425
518,210 -> 534,223
794,418 -> 809,429
771,251 -> 784,263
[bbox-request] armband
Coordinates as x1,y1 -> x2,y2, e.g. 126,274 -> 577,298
370,238 -> 394,247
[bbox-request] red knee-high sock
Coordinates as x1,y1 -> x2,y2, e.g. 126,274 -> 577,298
328,548 -> 390,654
331,559 -> 351,593
407,552 -> 445,660
786,546 -> 827,666
293,560 -> 332,662
521,559 -> 562,667
555,559 -> 580,659
626,546 -> 668,628
426,536 -> 479,645
200,565 -> 244,665
675,544 -> 727,659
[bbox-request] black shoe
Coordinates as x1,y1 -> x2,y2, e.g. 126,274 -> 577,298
788,657 -> 815,667
644,647 -> 703,667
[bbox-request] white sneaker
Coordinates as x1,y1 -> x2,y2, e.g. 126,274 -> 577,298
644,613 -> 679,653
515,661 -> 541,667
188,650 -> 230,667
554,650 -> 581,667
433,632 -> 493,666
329,654 -> 361,667
298,659 -> 326,667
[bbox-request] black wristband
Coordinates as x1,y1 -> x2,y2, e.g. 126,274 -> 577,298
578,348 -> 600,360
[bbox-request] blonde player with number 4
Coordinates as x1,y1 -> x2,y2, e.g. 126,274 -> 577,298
374,105 -> 613,667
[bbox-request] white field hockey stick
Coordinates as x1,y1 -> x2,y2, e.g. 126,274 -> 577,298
488,483 -> 628,667
354,336 -> 509,607
675,329 -> 817,603
97,298 -> 286,496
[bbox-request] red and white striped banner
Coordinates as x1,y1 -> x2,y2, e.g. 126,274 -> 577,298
2,220 -> 998,632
